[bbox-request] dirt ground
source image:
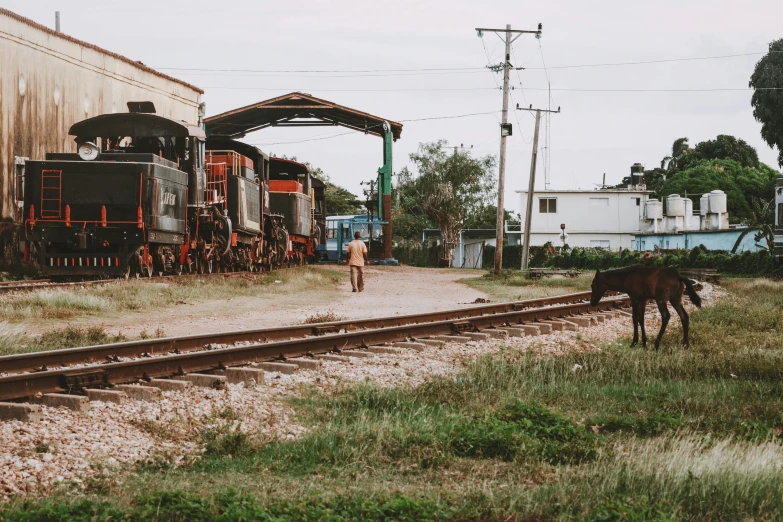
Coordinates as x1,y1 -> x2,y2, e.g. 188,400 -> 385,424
71,266 -> 490,339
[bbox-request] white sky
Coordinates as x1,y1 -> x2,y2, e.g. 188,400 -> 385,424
7,0 -> 782,214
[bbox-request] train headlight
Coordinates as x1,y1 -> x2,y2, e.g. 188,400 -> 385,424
77,141 -> 99,161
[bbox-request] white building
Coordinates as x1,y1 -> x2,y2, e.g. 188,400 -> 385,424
507,185 -> 734,252
508,188 -> 652,251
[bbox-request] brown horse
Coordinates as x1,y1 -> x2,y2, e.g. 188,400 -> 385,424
590,265 -> 702,349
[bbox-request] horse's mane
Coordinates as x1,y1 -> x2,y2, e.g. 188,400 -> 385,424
600,264 -> 644,276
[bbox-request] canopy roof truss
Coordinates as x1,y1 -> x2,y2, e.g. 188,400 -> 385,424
204,92 -> 403,141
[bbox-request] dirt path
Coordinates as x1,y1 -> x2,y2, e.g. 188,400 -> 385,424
67,266 -> 489,338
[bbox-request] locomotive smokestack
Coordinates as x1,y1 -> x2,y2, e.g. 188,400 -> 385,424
304,169 -> 312,197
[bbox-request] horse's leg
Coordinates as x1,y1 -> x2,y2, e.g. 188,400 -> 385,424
630,298 -> 639,346
639,300 -> 648,348
671,299 -> 690,348
654,300 -> 670,351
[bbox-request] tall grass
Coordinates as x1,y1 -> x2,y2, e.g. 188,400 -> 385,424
462,272 -> 592,301
0,267 -> 340,321
0,324 -> 128,356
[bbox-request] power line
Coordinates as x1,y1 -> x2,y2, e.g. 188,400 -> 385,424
201,86 -> 498,92
162,70 -> 491,78
157,66 -> 485,73
200,85 -> 782,93
154,50 -> 782,75
524,51 -> 782,70
242,111 -> 503,146
518,86 -> 783,92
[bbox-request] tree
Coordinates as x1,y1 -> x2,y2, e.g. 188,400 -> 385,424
406,141 -> 497,260
683,135 -> 759,168
661,137 -> 691,172
392,166 -> 434,241
657,159 -> 779,222
732,197 -> 775,252
750,39 -> 783,167
463,204 -> 516,229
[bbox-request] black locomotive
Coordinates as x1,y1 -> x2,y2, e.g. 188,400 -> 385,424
20,106 -> 324,278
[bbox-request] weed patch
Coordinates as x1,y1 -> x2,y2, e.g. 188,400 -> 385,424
0,324 -> 127,356
0,490 -> 468,522
304,310 -> 346,324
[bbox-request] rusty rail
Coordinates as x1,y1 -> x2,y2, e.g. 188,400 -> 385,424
0,295 -> 629,401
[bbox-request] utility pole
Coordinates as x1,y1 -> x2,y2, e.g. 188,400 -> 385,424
517,104 -> 560,270
476,23 -> 542,274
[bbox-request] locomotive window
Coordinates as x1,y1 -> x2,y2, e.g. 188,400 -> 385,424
327,229 -> 336,239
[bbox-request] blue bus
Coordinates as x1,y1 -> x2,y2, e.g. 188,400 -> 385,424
318,214 -> 384,262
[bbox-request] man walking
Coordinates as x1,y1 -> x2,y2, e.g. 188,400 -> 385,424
346,231 -> 368,292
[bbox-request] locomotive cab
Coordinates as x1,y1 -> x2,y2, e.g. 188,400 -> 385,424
265,158 -> 327,264
21,111 -> 205,278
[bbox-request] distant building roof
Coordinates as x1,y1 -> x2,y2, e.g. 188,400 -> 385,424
0,8 -> 204,94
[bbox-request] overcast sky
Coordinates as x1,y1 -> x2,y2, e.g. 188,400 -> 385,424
7,0 -> 782,214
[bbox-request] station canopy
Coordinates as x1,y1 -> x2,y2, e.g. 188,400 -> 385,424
204,92 -> 403,141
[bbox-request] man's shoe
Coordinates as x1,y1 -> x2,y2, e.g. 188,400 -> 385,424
352,289 -> 357,292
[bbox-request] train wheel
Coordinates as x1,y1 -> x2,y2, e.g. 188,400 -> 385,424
143,264 -> 154,277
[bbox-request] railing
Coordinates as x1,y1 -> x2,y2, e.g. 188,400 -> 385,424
40,170 -> 63,219
205,163 -> 227,205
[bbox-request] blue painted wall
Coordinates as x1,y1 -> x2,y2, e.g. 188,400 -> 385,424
634,228 -> 764,252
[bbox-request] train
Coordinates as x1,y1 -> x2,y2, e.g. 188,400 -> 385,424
776,175 -> 783,264
18,105 -> 326,278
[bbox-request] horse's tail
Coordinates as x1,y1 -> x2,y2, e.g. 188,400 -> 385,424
680,277 -> 702,308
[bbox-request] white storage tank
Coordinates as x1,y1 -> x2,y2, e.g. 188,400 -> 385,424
684,198 -> 693,216
708,190 -> 727,213
667,194 -> 686,217
645,199 -> 663,219
699,194 -> 710,216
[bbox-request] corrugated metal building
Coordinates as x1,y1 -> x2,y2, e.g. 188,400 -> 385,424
0,8 -> 203,253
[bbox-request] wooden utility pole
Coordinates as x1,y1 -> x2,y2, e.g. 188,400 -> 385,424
476,24 -> 542,274
518,104 -> 560,270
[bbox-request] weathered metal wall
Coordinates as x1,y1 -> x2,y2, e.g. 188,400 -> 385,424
0,9 -> 203,222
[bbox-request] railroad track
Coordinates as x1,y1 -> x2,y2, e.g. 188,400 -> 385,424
0,270 -> 268,294
0,290 -> 630,404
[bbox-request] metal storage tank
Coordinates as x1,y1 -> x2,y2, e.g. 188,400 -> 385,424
708,190 -> 727,213
666,195 -> 686,217
645,199 -> 663,219
699,194 -> 710,216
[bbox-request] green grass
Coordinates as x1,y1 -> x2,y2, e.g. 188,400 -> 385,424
462,270 -> 591,301
4,278 -> 783,521
0,267 -> 341,322
0,324 -> 129,356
